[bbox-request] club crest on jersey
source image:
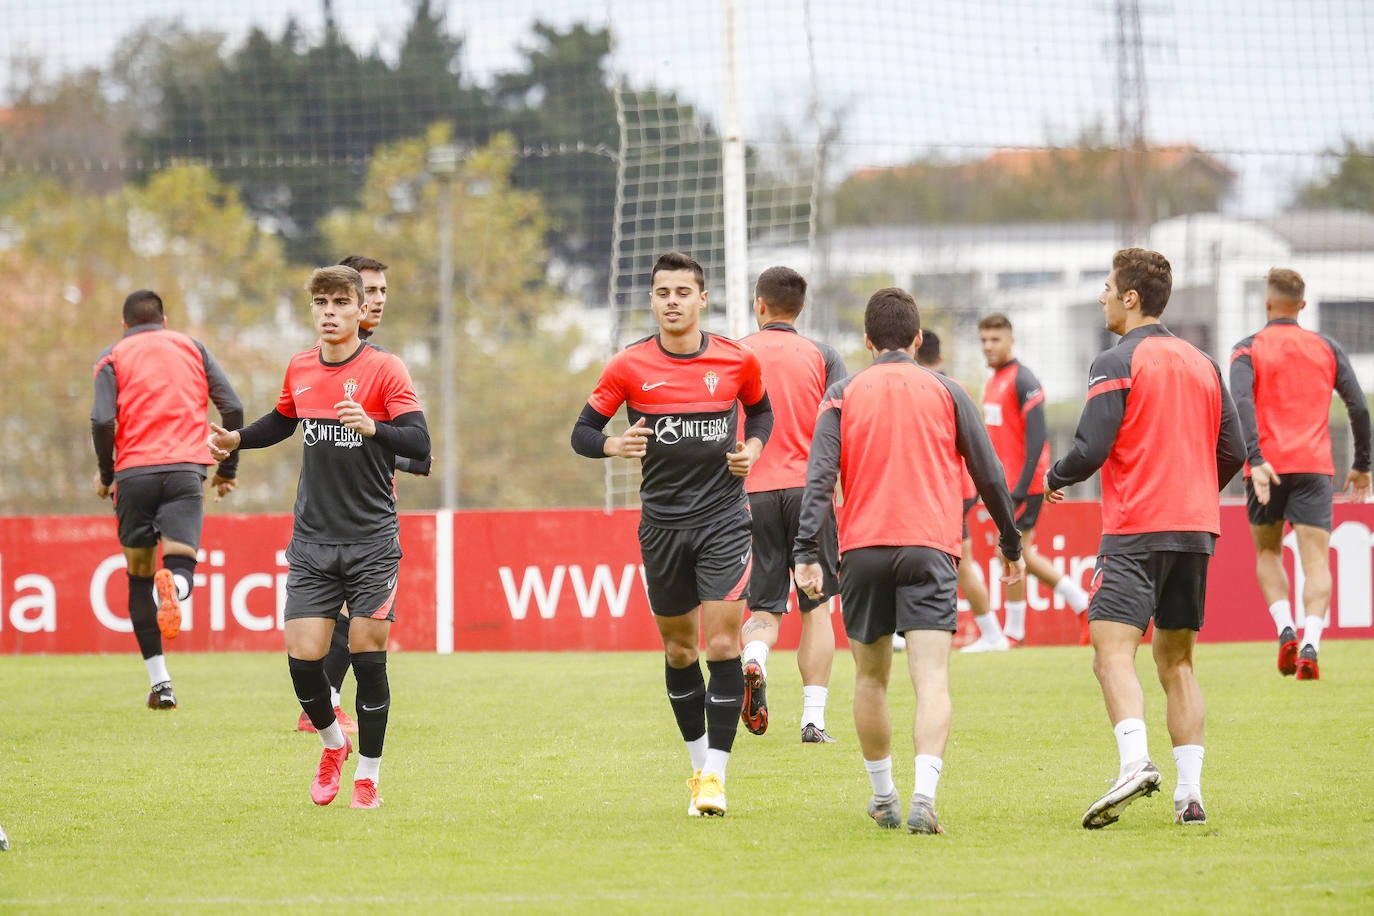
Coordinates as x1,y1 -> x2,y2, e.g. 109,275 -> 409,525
703,370 -> 719,395
343,378 -> 359,400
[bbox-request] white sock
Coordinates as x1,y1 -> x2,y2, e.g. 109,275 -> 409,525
742,639 -> 770,678
914,754 -> 943,800
686,735 -> 708,773
319,722 -> 346,750
1113,718 -> 1150,776
1003,601 -> 1027,641
974,612 -> 1004,641
801,685 -> 828,729
702,748 -> 730,782
173,573 -> 192,602
330,686 -> 342,709
1054,576 -> 1090,613
1268,600 -> 1296,636
144,655 -> 171,686
1301,614 -> 1325,652
354,754 -> 381,785
864,756 -> 896,798
1172,744 -> 1203,803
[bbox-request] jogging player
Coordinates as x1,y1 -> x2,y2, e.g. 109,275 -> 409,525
1046,248 -> 1244,829
738,266 -> 846,744
1229,267 -> 1371,680
92,289 -> 243,710
571,251 -> 773,817
207,265 -> 430,810
795,288 -> 1024,836
978,314 -> 1091,644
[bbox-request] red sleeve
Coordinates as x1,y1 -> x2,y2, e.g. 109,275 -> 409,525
380,355 -> 422,419
587,352 -> 629,416
738,348 -> 766,407
274,365 -> 297,418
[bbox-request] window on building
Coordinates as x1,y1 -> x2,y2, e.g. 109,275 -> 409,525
996,270 -> 1062,289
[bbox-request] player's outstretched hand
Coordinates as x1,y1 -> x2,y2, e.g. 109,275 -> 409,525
794,562 -> 824,600
209,474 -> 237,501
609,418 -> 652,459
1043,471 -> 1065,504
1250,462 -> 1280,506
1345,469 -> 1372,504
207,424 -> 241,462
1000,556 -> 1026,587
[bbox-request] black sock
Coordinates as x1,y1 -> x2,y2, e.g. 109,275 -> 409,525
351,651 -> 389,759
665,660 -> 707,743
127,574 -> 161,659
324,614 -> 352,691
162,554 -> 196,600
705,657 -> 745,753
288,656 -> 336,731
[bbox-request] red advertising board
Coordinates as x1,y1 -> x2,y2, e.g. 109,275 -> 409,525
1,502 -> 1369,654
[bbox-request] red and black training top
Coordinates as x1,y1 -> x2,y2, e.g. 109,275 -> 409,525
794,351 -> 1021,564
739,323 -> 847,494
983,358 -> 1050,499
573,332 -> 772,529
1229,317 -> 1371,477
1047,325 -> 1245,556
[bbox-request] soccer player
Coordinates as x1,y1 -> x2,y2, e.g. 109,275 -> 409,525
737,266 -> 846,744
794,288 -> 1025,836
1046,248 -> 1244,829
1229,267 -> 1371,681
293,254 -> 431,736
91,289 -> 243,710
915,331 -> 1008,653
978,314 -> 1091,644
571,251 -> 773,817
207,265 -> 430,809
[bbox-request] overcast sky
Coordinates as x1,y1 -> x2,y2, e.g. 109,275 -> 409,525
3,0 -> 1371,214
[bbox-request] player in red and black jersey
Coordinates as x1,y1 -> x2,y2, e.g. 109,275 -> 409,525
978,314 -> 1091,645
736,266 -> 847,744
1046,248 -> 1244,830
571,252 -> 774,817
92,289 -> 244,710
208,266 -> 430,810
1229,267 -> 1371,681
795,288 -> 1024,836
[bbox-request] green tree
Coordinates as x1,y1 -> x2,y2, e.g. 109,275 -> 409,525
1299,140 -> 1374,212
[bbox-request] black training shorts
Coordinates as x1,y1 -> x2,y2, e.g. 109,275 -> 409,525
639,508 -> 752,617
113,470 -> 205,549
1087,551 -> 1210,633
1245,473 -> 1333,531
748,488 -> 838,614
839,545 -> 959,644
284,536 -> 403,622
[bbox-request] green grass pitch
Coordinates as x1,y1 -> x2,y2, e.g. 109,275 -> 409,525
2,641 -> 1372,912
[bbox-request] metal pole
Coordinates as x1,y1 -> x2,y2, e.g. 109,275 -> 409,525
721,0 -> 749,339
437,173 -> 457,509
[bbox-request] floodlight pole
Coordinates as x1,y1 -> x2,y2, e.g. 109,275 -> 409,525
722,0 -> 749,339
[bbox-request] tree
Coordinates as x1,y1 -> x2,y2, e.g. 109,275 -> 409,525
1299,140 -> 1374,212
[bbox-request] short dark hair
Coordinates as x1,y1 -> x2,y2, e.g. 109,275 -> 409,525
651,251 -> 705,291
864,287 -> 920,351
977,313 -> 1012,332
338,255 -> 388,273
754,266 -> 807,316
916,328 -> 941,366
122,289 -> 164,326
1113,248 -> 1172,317
1266,267 -> 1304,302
307,265 -> 365,307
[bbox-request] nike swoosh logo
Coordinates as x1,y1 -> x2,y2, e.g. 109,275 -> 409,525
1088,376 -> 1108,387
708,696 -> 742,705
294,386 -> 312,396
386,576 -> 398,590
641,381 -> 668,391
667,691 -> 697,701
360,703 -> 386,712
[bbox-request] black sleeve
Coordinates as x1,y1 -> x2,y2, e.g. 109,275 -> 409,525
1228,341 -> 1264,466
198,342 -> 245,479
571,403 -> 613,459
793,387 -> 843,565
1214,362 -> 1246,489
1016,368 -> 1044,502
821,343 -> 849,389
743,392 -> 774,446
1047,355 -> 1127,490
371,410 -> 430,461
237,409 -> 300,450
394,455 -> 433,476
92,422 -> 116,487
91,352 -> 118,486
1329,339 -> 1372,473
944,377 -> 1021,562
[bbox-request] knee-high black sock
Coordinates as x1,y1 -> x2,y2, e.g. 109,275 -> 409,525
665,660 -> 707,743
323,614 -> 352,691
705,657 -> 746,753
351,651 -> 390,759
162,554 -> 196,600
127,573 -> 162,660
288,656 -> 336,731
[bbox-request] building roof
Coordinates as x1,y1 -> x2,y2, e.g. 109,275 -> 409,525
1261,209 -> 1374,253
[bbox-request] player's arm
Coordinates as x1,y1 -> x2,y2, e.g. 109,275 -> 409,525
1012,368 -> 1047,501
1214,363 -> 1246,489
90,352 -> 118,495
945,377 -> 1020,563
1046,356 -> 1127,492
371,411 -> 430,461
209,409 -> 298,460
822,343 -> 849,389
792,388 -> 843,596
728,391 -> 774,477
1330,341 -> 1372,477
394,454 -> 432,476
1227,341 -> 1265,467
571,404 -> 652,459
200,343 -> 245,481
